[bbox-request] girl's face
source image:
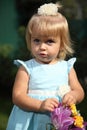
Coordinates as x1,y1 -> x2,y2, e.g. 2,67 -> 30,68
31,33 -> 61,64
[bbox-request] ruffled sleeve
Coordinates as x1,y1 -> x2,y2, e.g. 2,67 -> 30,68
14,59 -> 30,74
67,57 -> 76,73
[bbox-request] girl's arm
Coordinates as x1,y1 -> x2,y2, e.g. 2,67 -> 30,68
12,66 -> 42,111
62,68 -> 85,105
12,66 -> 58,112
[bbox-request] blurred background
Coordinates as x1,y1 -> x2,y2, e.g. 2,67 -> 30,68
0,0 -> 87,129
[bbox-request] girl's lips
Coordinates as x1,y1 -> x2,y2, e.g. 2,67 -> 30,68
39,53 -> 47,58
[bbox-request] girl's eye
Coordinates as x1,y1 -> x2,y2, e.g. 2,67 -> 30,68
46,39 -> 55,44
33,39 -> 40,44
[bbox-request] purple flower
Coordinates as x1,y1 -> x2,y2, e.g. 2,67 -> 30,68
51,104 -> 74,130
51,103 -> 87,130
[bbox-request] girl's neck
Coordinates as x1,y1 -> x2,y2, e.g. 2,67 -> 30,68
34,58 -> 59,65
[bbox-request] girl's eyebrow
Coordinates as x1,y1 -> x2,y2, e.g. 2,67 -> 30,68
31,36 -> 36,38
31,36 -> 41,39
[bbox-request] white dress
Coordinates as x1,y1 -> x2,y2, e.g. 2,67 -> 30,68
6,58 -> 76,130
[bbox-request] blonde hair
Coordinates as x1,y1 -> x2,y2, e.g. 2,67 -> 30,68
26,4 -> 74,60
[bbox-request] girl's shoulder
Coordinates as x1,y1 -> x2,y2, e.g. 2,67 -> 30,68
57,57 -> 76,73
14,58 -> 36,74
58,57 -> 76,66
14,58 -> 36,66
66,57 -> 76,73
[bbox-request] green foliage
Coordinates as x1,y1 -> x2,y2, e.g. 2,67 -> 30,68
0,98 -> 13,130
15,25 -> 32,60
0,44 -> 13,58
18,26 -> 26,37
0,44 -> 17,97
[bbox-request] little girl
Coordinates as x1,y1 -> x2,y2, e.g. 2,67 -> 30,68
6,3 -> 84,130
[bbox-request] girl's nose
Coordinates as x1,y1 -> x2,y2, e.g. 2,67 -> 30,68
40,43 -> 46,50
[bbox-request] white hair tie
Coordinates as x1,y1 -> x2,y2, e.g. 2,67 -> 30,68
37,3 -> 59,16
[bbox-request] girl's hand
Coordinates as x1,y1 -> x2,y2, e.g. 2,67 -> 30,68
62,92 -> 77,106
39,98 -> 58,112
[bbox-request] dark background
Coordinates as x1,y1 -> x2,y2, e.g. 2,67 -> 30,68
0,0 -> 87,129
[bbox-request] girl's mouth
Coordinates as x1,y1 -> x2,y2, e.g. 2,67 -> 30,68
39,53 -> 47,58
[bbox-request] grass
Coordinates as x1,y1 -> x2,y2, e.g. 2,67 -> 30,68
0,97 -> 13,130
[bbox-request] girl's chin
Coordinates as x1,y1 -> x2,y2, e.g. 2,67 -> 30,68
38,59 -> 56,64
36,58 -> 51,64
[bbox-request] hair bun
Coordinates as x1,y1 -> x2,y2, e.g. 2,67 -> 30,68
37,3 -> 60,16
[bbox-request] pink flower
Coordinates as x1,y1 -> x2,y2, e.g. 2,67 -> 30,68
51,103 -> 74,130
51,103 -> 87,130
